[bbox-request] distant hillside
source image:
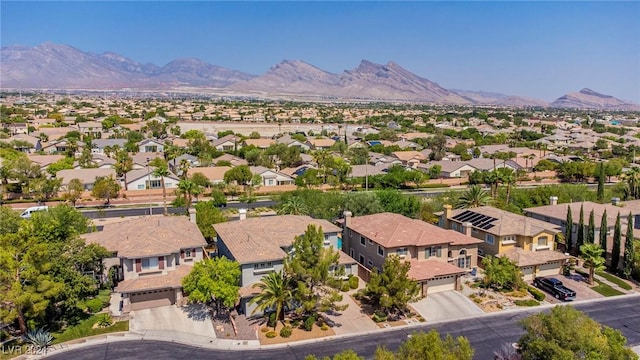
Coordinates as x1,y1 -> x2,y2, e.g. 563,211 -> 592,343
451,89 -> 549,107
550,88 -> 640,111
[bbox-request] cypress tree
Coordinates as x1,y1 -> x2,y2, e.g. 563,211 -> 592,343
599,209 -> 608,247
597,162 -> 605,203
587,209 -> 595,244
565,205 -> 573,254
623,212 -> 636,278
611,212 -> 621,272
576,204 -> 585,251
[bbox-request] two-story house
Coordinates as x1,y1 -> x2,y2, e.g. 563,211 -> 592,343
441,205 -> 568,280
341,212 -> 482,297
214,215 -> 358,316
83,215 -> 207,314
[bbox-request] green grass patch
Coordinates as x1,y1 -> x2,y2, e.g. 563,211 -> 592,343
591,280 -> 625,297
596,270 -> 632,290
514,299 -> 540,307
53,314 -> 128,344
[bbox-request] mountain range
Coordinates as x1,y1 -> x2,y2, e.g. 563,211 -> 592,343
1,42 -> 639,110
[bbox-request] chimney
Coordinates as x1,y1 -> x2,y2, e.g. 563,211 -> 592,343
188,207 -> 196,223
443,204 -> 453,229
611,197 -> 620,206
550,196 -> 558,206
343,211 -> 352,230
463,222 -> 473,236
239,208 -> 247,221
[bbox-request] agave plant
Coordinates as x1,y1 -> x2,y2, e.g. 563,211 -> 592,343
24,328 -> 54,354
95,313 -> 113,328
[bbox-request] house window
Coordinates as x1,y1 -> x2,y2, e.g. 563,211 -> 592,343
502,235 -> 516,244
324,235 -> 331,247
452,223 -> 459,231
537,236 -> 548,247
185,249 -> 193,258
268,179 -> 274,185
253,262 -> 274,273
425,246 -> 442,258
360,236 -> 366,246
137,184 -> 145,190
146,180 -> 161,189
358,254 -> 365,265
486,234 -> 495,245
145,145 -> 158,152
367,260 -> 374,268
377,245 -> 384,257
350,248 -> 355,258
141,257 -> 158,270
396,247 -> 408,257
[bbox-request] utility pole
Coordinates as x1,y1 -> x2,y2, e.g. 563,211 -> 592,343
147,158 -> 152,215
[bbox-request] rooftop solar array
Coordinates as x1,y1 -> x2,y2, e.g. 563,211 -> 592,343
451,210 -> 497,230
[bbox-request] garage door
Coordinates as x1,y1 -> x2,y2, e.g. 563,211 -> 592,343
537,262 -> 562,278
130,288 -> 175,311
426,276 -> 457,294
522,266 -> 535,281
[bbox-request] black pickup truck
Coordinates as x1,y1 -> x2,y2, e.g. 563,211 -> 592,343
533,277 -> 576,301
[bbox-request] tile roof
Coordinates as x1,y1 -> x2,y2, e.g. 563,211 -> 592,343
115,265 -> 192,293
524,200 -> 640,228
187,166 -> 232,182
56,168 -> 116,185
83,215 -> 206,258
407,259 -> 467,281
347,213 -> 482,248
244,138 -> 275,148
391,151 -> 426,162
500,248 -> 569,267
214,215 -> 341,264
448,206 -> 561,237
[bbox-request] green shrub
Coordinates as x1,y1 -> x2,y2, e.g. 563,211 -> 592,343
514,299 -> 540,307
473,297 -> 482,304
279,326 -> 293,338
267,312 -> 277,328
303,316 -> 315,331
265,331 -> 277,338
85,299 -> 104,313
291,319 -> 302,328
349,275 -> 359,289
340,282 -> 351,292
261,327 -> 270,333
372,311 -> 388,323
95,313 -> 113,328
320,324 -> 329,331
527,285 -> 546,301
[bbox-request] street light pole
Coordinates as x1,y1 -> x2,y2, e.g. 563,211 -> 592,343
147,158 -> 152,215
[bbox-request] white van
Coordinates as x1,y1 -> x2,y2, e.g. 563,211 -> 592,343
20,206 -> 49,219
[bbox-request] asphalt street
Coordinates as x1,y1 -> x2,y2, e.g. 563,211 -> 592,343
79,200 -> 277,219
44,295 -> 640,360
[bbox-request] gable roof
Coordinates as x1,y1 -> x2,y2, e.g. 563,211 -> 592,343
500,248 -> 569,267
244,138 -> 275,148
214,215 -> 341,264
347,213 -> 482,248
187,166 -> 232,182
83,216 -> 206,258
56,168 -> 116,185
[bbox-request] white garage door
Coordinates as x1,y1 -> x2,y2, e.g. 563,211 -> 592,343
426,276 -> 457,294
130,288 -> 175,311
537,262 -> 562,278
522,266 -> 535,281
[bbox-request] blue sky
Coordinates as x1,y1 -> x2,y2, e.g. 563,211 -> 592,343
2,1 -> 639,102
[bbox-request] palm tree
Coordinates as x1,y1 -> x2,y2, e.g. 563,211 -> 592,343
248,271 -> 293,330
496,168 -> 516,204
622,167 -> 640,200
312,149 -> 330,184
153,165 -> 171,215
178,159 -> 191,180
580,243 -> 606,285
456,185 -> 492,209
277,196 -> 309,215
114,150 -> 133,191
177,179 -> 201,210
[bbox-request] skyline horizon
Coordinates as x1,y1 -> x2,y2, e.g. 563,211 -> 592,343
1,2 -> 639,103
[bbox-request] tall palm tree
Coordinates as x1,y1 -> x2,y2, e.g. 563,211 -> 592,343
622,167 -> 640,200
177,179 -> 201,210
496,168 -> 516,204
456,185 -> 492,209
580,243 -> 606,285
249,271 -> 293,329
153,165 -> 171,215
114,150 -> 133,191
312,149 -> 330,184
178,159 -> 191,180
277,196 -> 309,215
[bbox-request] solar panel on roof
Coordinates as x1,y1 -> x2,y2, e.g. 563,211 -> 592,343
452,210 -> 472,221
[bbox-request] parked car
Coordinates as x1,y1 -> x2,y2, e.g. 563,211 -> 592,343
533,277 -> 576,301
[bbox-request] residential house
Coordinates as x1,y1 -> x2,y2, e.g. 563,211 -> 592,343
441,205 -> 567,280
243,138 -> 275,149
211,134 -> 241,152
214,215 -> 357,316
213,154 -> 248,167
27,154 -> 65,172
187,166 -> 232,185
125,167 -> 179,190
280,164 -> 317,179
341,212 -> 482,297
423,161 -> 477,178
391,140 -> 422,150
169,154 -> 200,173
92,139 -> 127,154
138,139 -> 165,153
391,151 -> 427,167
55,168 -> 117,191
348,164 -> 388,179
130,152 -> 164,169
83,215 -> 207,313
77,121 -> 103,138
307,138 -> 336,150
250,166 -> 294,186
0,134 -> 40,153
2,122 -> 28,135
276,135 -> 311,151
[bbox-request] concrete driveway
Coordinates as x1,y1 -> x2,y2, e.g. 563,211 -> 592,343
130,304 -> 217,343
410,291 -> 483,322
324,294 -> 378,335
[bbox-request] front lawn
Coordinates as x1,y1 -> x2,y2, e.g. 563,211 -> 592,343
596,271 -> 632,290
591,280 -> 625,297
53,314 -> 128,344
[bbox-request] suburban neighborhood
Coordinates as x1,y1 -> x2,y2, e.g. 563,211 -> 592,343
1,91 -> 640,359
